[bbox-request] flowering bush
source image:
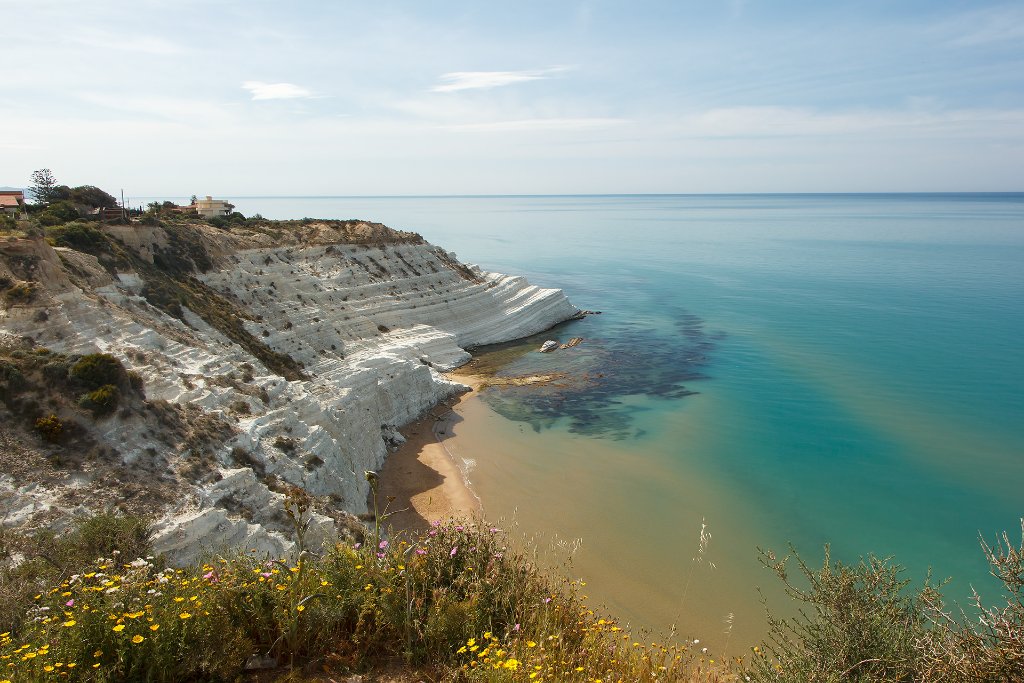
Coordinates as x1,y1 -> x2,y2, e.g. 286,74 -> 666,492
0,520 -> 732,682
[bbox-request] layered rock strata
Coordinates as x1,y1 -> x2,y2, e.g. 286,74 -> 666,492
0,220 -> 578,561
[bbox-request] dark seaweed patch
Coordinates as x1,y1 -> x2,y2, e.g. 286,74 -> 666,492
476,310 -> 717,439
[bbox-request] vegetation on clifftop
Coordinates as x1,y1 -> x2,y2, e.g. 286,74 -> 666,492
0,504 -> 733,683
2,506 -> 1022,682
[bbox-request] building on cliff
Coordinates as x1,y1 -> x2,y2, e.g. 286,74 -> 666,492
0,190 -> 26,216
194,195 -> 234,218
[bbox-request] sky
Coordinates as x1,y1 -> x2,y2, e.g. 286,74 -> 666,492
3,0 -> 1023,195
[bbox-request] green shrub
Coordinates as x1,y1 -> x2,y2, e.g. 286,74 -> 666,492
41,358 -> 73,386
0,359 -> 25,389
34,413 -> 63,441
916,522 -> 1024,682
748,546 -> 935,682
0,513 -> 150,635
60,513 -> 152,566
69,353 -> 126,390
68,185 -> 118,209
46,221 -> 109,253
78,383 -> 120,416
749,526 -> 1024,682
37,200 -> 80,226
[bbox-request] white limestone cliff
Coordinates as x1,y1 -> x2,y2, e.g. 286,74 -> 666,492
0,222 -> 578,562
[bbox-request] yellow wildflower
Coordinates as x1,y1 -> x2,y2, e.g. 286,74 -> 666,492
132,635 -> 144,644
179,612 -> 192,619
112,624 -> 125,632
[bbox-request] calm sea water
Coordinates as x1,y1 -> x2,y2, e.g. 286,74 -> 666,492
164,193 -> 1024,651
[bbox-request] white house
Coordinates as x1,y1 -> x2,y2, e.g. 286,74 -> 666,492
194,195 -> 234,219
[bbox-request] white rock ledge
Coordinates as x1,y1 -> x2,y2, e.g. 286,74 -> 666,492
1,235 -> 579,564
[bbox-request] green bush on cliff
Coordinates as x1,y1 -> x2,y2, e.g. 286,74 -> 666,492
46,221 -> 109,254
78,383 -> 120,416
33,413 -> 64,441
36,200 -> 80,226
0,359 -> 26,393
69,353 -> 127,390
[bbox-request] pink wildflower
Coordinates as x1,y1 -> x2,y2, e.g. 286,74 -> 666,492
450,546 -> 458,557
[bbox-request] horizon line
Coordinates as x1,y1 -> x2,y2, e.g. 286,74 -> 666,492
131,191 -> 1024,200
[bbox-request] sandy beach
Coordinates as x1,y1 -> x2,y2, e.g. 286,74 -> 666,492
376,370 -> 487,534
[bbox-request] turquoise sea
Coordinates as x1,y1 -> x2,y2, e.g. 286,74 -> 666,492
199,193 -> 1023,651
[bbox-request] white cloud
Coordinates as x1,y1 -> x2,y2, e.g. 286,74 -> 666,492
431,67 -> 571,93
243,81 -> 314,101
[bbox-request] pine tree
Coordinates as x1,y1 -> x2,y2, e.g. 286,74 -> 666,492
28,168 -> 58,205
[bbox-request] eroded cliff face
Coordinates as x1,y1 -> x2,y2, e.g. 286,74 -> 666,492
0,219 -> 578,562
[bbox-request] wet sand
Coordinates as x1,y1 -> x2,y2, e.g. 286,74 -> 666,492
376,371 -> 486,534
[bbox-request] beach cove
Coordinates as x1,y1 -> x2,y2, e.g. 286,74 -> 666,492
223,193 -> 1024,653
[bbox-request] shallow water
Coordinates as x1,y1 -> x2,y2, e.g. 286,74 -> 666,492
216,193 -> 1024,651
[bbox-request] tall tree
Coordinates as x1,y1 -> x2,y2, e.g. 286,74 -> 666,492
28,168 -> 58,205
69,185 -> 118,209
